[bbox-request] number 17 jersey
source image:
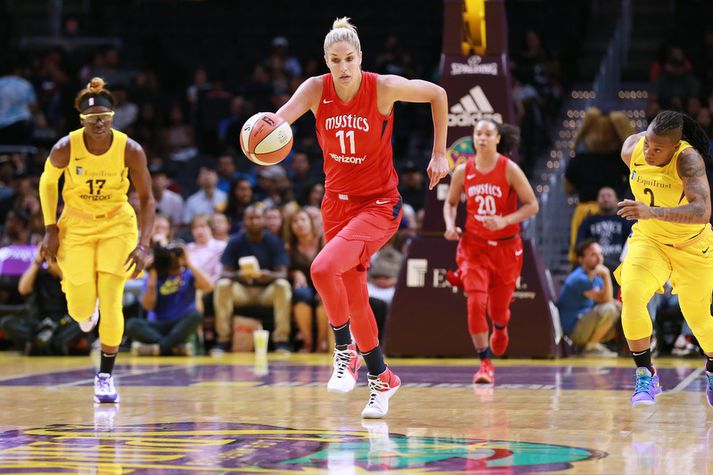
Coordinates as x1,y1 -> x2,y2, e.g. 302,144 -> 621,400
315,71 -> 398,197
464,155 -> 520,240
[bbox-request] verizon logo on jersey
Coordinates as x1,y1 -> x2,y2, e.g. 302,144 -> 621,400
467,183 -> 503,198
329,152 -> 366,164
324,114 -> 370,132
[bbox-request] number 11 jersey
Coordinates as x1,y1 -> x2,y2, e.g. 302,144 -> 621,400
464,155 -> 520,240
315,71 -> 398,198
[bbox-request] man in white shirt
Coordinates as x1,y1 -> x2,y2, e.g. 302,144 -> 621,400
183,167 -> 227,224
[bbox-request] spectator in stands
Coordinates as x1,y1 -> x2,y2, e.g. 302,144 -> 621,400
267,36 -> 302,78
283,207 -> 327,353
1,209 -> 31,247
110,85 -> 138,132
186,66 -> 211,120
655,48 -> 700,110
576,187 -> 632,275
367,244 -> 403,308
218,96 -> 253,155
264,206 -> 283,236
183,167 -> 227,224
210,213 -> 230,242
225,178 -> 253,233
375,35 -> 414,77
558,239 -> 620,356
299,182 -> 325,208
289,150 -> 318,199
196,79 -> 233,154
161,103 -> 196,161
398,160 -> 427,212
129,243 -> 212,356
213,204 -> 292,352
0,244 -> 84,355
151,213 -> 174,246
151,166 -> 184,227
650,44 -> 693,83
187,214 -> 227,282
216,154 -> 254,194
565,108 -> 635,265
0,56 -> 42,145
255,166 -> 289,206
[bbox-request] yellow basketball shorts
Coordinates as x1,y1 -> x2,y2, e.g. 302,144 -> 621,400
615,229 -> 713,352
56,203 -> 138,285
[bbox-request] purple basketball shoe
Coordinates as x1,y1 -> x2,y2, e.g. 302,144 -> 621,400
631,367 -> 661,406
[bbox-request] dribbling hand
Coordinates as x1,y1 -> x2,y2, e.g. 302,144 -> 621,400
444,226 -> 462,240
427,153 -> 450,190
125,244 -> 149,279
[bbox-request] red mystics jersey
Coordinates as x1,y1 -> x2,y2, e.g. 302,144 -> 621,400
315,72 -> 399,197
463,154 -> 520,240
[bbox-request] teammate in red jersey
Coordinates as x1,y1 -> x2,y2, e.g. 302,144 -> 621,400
443,120 -> 539,384
276,17 -> 449,418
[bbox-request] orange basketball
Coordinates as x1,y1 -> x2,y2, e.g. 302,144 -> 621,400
239,112 -> 294,166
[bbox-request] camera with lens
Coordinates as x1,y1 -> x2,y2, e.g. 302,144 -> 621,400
151,241 -> 184,280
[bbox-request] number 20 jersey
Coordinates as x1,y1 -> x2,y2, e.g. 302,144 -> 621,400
629,136 -> 703,244
315,71 -> 399,197
463,154 -> 519,240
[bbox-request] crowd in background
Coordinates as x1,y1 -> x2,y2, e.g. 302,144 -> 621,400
1,2 -> 711,359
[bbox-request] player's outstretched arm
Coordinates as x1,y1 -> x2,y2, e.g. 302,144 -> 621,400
276,76 -> 322,124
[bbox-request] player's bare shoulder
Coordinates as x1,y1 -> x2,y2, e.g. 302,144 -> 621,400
124,137 -> 147,168
621,132 -> 645,167
677,146 -> 706,180
49,135 -> 71,168
302,76 -> 325,109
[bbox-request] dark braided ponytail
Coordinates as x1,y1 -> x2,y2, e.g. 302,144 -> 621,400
652,110 -> 712,165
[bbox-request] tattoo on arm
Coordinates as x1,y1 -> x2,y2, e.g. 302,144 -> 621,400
651,152 -> 711,224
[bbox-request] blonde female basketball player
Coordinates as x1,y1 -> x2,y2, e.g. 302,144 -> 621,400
39,77 -> 155,403
276,17 -> 449,418
616,110 -> 713,406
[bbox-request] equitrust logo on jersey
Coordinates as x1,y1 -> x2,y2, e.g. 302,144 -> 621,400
448,86 -> 502,127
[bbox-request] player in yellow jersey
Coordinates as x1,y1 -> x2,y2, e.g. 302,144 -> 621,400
616,110 -> 713,406
39,77 -> 155,403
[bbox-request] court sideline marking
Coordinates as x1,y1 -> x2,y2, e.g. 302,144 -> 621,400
666,367 -> 704,394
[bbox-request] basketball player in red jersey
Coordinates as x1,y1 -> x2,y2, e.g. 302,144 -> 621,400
443,120 -> 538,384
276,17 -> 449,418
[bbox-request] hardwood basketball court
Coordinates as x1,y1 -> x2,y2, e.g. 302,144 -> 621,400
0,353 -> 711,473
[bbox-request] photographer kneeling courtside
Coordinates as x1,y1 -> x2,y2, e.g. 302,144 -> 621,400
127,242 -> 213,355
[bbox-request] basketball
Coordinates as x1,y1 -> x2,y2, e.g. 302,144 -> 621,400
239,112 -> 294,166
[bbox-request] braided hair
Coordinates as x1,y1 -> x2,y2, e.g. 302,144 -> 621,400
651,110 -> 712,165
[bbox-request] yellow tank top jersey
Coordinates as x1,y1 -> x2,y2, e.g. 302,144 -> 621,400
63,128 -> 130,214
629,137 -> 705,244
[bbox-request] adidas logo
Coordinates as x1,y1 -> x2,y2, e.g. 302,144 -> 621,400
448,86 -> 502,127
